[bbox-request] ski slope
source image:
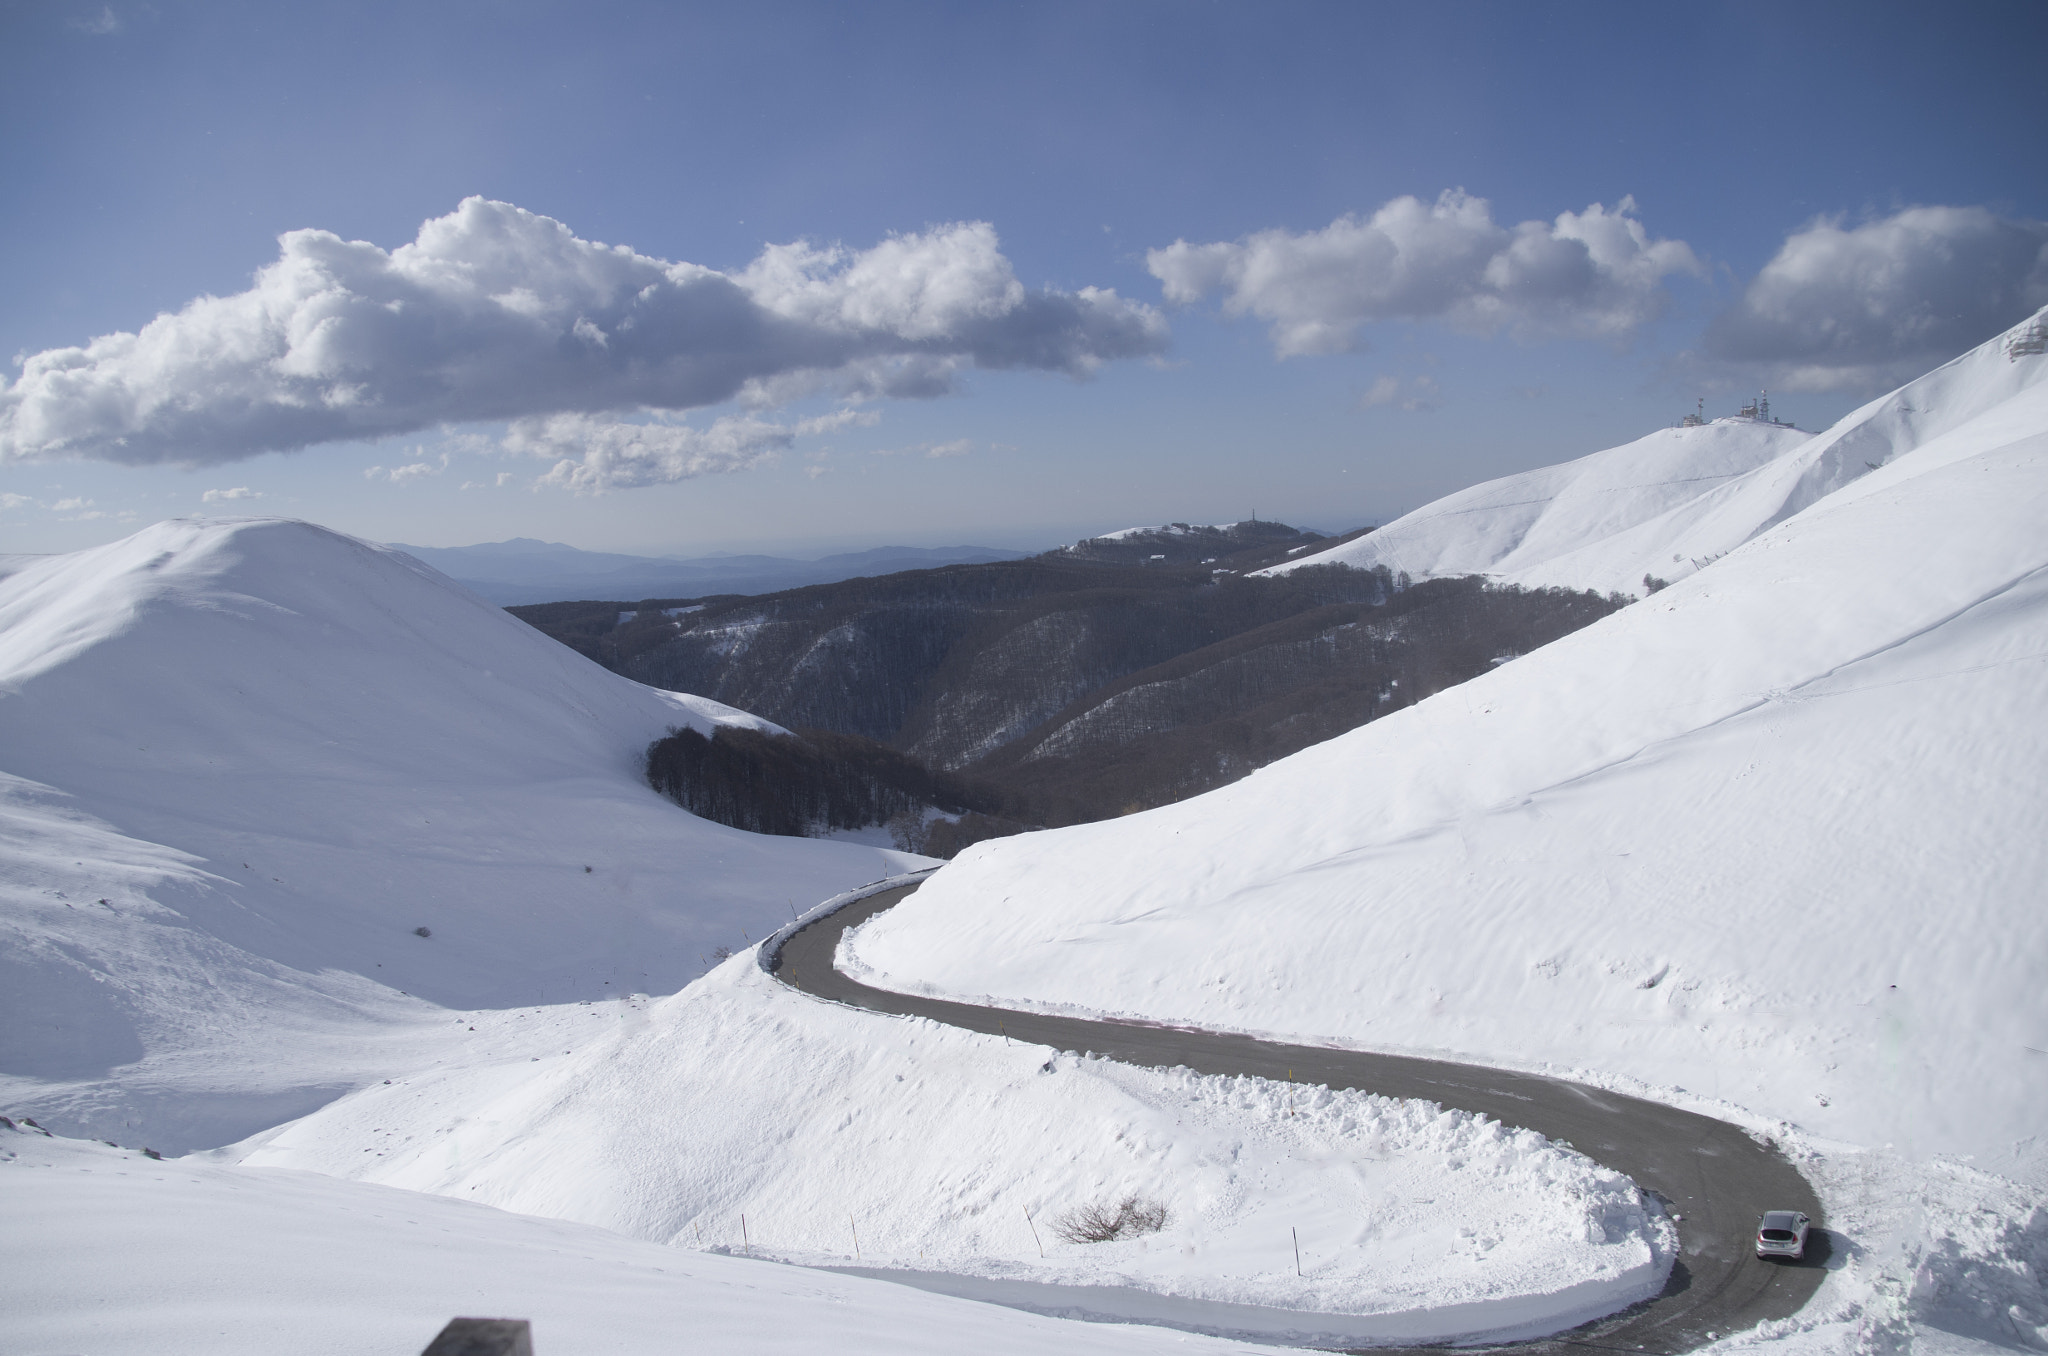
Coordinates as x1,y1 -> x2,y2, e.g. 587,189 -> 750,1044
1265,323 -> 2048,597
0,519 -> 925,1152
852,309 -> 2048,1183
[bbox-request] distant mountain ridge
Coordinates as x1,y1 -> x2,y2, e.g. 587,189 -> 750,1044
385,538 -> 1032,605
1267,325 -> 2048,597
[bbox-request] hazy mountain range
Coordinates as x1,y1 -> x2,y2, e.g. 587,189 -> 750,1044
384,538 -> 1034,605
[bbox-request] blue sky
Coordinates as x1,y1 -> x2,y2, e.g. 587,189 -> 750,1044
3,0 -> 2043,556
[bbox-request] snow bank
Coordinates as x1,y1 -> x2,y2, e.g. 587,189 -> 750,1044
850,309 -> 2048,1181
0,517 -> 926,1150
0,1120 -> 1277,1356
1266,311 -> 2048,597
229,958 -> 1672,1344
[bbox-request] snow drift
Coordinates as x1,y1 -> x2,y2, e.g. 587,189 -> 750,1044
852,308 -> 2048,1181
0,518 -> 923,1150
1266,319 -> 2048,597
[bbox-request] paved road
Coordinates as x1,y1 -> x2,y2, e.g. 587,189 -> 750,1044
769,880 -> 1830,1354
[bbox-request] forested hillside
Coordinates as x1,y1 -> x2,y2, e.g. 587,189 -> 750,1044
513,522 -> 1625,848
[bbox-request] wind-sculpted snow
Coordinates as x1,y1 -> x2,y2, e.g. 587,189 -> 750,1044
852,310 -> 2048,1182
1266,306 -> 2048,598
0,517 -> 926,1150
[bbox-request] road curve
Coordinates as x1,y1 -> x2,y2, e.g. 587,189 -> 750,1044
767,877 -> 1828,1354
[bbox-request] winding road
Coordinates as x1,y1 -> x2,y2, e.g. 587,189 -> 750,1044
766,876 -> 1828,1354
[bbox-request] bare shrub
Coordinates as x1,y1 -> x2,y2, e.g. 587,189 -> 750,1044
1051,1193 -> 1169,1244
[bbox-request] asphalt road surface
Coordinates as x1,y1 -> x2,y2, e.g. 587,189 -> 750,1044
769,880 -> 1830,1354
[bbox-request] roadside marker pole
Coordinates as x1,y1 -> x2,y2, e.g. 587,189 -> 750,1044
850,1213 -> 861,1261
1293,1226 -> 1302,1277
1025,1207 -> 1044,1257
741,1214 -> 750,1258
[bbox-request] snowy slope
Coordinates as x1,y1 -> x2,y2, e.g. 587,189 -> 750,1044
0,518 -> 923,1150
0,1122 -> 1288,1356
850,309 -> 2048,1181
1266,320 -> 2048,596
226,957 -> 1672,1345
1262,420 -> 1810,595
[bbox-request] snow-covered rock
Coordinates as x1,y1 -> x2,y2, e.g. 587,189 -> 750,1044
0,518 -> 924,1151
852,307 -> 2048,1181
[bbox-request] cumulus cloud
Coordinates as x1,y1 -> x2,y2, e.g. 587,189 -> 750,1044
0,198 -> 1167,469
1148,190 -> 1700,357
200,486 -> 261,503
1703,206 -> 2048,390
507,411 -> 882,493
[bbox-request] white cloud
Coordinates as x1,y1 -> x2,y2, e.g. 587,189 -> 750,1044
200,486 -> 261,503
364,454 -> 447,484
0,199 -> 1167,469
1703,206 -> 2048,391
72,6 -> 122,35
510,413 -> 795,493
51,496 -> 92,511
924,439 -> 974,458
1148,190 -> 1700,357
1358,374 -> 1440,412
0,492 -> 32,510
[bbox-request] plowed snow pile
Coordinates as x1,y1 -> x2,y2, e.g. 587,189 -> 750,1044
0,519 -> 924,1151
852,310 -> 2048,1181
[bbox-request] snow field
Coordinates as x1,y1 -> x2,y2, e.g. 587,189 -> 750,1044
0,1122 -> 1287,1356
0,516 -> 926,1151
847,314 -> 2048,1180
226,958 -> 1673,1343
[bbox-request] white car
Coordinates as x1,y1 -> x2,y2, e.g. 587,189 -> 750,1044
1755,1210 -> 1811,1260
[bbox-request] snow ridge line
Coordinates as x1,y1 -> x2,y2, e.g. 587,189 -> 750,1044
758,866 -> 943,975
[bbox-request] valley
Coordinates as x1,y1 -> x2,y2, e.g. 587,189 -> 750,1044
5,308 -> 2047,1356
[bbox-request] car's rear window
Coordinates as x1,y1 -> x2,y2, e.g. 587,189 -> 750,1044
1761,1228 -> 1796,1241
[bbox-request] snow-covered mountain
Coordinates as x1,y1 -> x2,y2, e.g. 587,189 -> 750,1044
0,518 -> 923,1150
1265,326 -> 2048,597
852,307 -> 2048,1181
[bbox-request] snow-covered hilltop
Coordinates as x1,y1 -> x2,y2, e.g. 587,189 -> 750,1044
853,307 -> 2048,1180
0,518 -> 921,1151
1266,323 -> 2048,596
1262,418 -> 1811,595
